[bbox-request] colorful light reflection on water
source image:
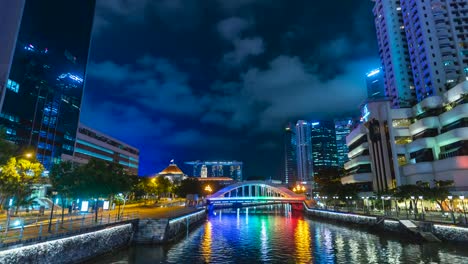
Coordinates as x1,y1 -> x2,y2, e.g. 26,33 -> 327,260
94,205 -> 468,264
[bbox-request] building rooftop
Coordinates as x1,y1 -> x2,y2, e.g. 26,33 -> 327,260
159,164 -> 184,175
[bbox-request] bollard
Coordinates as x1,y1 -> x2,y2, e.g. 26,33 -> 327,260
19,223 -> 24,241
81,216 -> 85,229
108,214 -> 111,224
69,217 -> 73,230
38,223 -> 43,239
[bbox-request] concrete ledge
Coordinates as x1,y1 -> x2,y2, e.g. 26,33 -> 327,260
433,224 -> 468,243
0,224 -> 133,264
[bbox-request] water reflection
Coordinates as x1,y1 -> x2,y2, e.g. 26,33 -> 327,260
294,218 -> 312,263
201,220 -> 212,263
91,205 -> 468,264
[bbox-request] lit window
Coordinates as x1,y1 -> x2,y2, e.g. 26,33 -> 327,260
6,79 -> 19,93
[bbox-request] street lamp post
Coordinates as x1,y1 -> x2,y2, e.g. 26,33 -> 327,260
381,196 -> 385,216
410,196 -> 416,219
419,196 -> 424,220
460,196 -> 467,225
48,191 -> 58,233
448,196 -> 456,224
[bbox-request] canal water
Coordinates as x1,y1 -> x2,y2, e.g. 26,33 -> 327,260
93,205 -> 468,263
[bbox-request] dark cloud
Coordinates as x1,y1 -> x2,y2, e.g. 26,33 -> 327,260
84,0 -> 379,176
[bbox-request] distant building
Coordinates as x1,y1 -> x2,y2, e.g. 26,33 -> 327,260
0,0 -> 96,169
295,120 -> 313,182
157,162 -> 187,183
66,123 -> 140,175
283,123 -> 297,186
196,177 -> 234,186
185,161 -> 243,181
366,67 -> 386,99
334,119 -> 353,168
201,165 -> 208,178
310,121 -> 338,175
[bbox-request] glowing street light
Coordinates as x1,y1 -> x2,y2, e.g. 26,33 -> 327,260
204,185 -> 213,193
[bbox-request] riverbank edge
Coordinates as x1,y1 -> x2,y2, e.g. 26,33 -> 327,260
0,209 -> 207,264
303,205 -> 468,243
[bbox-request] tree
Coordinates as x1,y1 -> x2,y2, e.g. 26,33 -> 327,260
174,178 -> 202,198
0,157 -> 44,214
0,126 -> 18,165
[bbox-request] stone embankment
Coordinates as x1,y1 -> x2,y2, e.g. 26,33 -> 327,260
0,208 -> 207,264
304,204 -> 468,243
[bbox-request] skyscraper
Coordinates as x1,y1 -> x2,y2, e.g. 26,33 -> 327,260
310,121 -> 338,175
400,0 -> 468,101
0,0 -> 25,111
366,67 -> 386,99
0,0 -> 96,169
334,119 -> 353,168
373,0 -> 416,107
283,123 -> 297,185
295,120 -> 313,182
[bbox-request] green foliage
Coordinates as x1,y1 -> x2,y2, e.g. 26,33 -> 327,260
174,178 -> 202,198
0,126 -> 18,165
49,158 -> 133,200
0,157 -> 44,213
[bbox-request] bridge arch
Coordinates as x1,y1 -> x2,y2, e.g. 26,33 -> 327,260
207,181 -> 305,206
210,181 -> 298,198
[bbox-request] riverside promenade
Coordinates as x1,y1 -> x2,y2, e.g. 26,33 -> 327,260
0,201 -> 200,248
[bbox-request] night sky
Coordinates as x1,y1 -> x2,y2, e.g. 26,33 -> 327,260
81,0 -> 380,178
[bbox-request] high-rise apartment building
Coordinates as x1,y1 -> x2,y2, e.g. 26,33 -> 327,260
343,0 -> 468,194
295,120 -> 313,182
283,123 -> 297,186
0,0 -> 96,169
334,119 -> 353,168
366,67 -> 386,99
373,0 -> 416,107
400,0 -> 468,101
310,121 -> 338,175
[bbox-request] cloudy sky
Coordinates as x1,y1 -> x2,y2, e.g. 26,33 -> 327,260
81,0 -> 381,178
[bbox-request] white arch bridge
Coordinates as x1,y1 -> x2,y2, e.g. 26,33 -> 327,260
207,181 -> 305,208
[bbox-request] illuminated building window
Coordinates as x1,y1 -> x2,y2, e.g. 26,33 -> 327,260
392,118 -> 412,127
6,79 -> 19,93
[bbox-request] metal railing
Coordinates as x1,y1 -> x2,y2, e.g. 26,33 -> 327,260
0,211 -> 139,249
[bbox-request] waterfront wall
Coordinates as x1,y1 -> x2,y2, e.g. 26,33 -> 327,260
304,206 -> 468,243
133,209 -> 206,244
0,224 -> 133,264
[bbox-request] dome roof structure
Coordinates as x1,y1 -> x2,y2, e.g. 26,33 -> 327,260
159,164 -> 184,175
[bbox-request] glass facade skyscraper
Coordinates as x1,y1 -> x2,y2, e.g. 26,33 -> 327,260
334,119 -> 353,168
0,0 -> 96,170
283,123 -> 297,186
295,120 -> 313,182
366,67 -> 386,99
310,121 -> 338,175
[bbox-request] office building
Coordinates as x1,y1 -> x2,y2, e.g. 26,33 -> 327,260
283,123 -> 297,186
373,0 -> 416,107
400,0 -> 468,101
295,120 -> 313,182
343,81 -> 467,194
334,119 -> 353,168
185,161 -> 243,181
66,123 -> 139,175
0,0 -> 96,170
366,67 -> 386,99
310,121 -> 338,175
0,0 -> 25,111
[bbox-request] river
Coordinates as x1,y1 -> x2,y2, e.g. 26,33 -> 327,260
91,205 -> 468,263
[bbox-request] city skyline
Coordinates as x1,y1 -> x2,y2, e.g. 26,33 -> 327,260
79,0 -> 380,177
